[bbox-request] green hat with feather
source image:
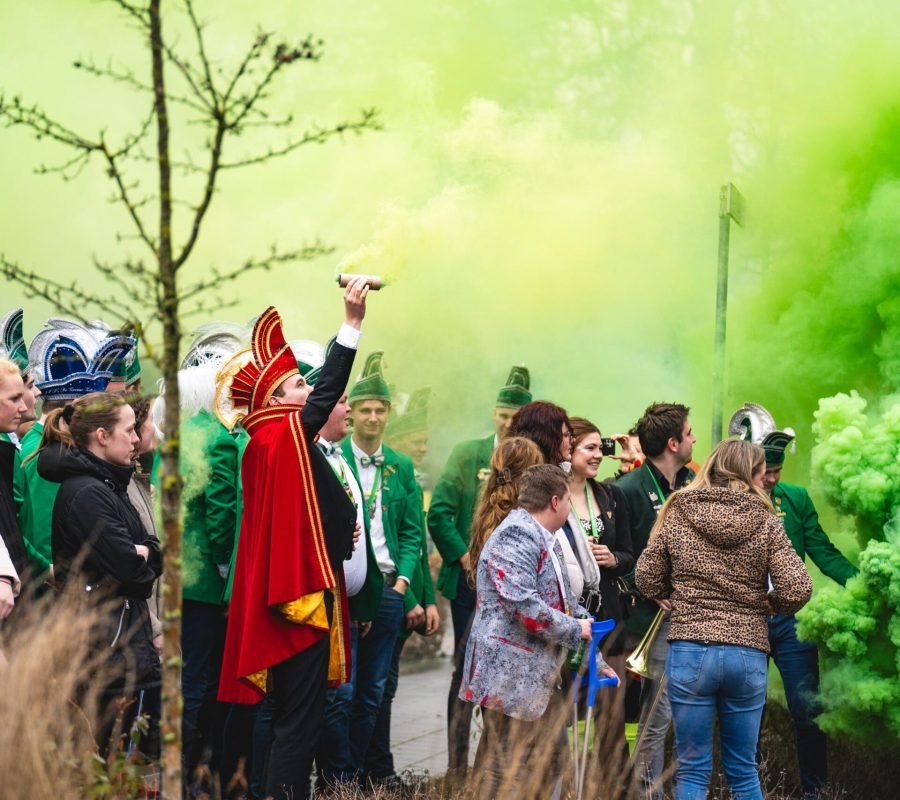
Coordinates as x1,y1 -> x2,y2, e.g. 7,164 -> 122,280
386,387 -> 431,439
348,351 -> 391,406
0,308 -> 29,374
496,365 -> 531,409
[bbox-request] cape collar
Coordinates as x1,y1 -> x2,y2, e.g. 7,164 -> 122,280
243,403 -> 304,436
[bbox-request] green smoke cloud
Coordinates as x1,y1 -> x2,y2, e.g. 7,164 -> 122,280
796,394 -> 900,743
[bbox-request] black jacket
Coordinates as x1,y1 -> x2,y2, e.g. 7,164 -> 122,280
562,480 -> 633,655
299,340 -> 358,573
0,438 -> 27,577
39,443 -> 162,690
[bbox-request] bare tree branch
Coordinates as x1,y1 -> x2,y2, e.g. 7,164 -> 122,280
173,121 -> 225,270
178,242 -> 335,302
73,57 -> 210,114
220,108 -> 382,169
0,255 -> 144,330
101,140 -> 158,254
0,96 -> 101,152
184,0 -> 220,106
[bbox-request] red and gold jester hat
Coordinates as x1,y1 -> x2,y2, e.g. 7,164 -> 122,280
215,306 -> 299,429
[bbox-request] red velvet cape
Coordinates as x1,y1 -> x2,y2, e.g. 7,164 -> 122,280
219,405 -> 350,704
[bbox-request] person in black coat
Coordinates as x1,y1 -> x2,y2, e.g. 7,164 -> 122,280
37,392 -> 162,754
560,417 -> 633,776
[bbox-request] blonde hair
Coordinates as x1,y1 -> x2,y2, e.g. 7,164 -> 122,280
651,438 -> 772,538
0,357 -> 21,381
467,436 -> 543,577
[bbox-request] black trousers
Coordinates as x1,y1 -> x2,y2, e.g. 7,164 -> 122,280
447,571 -> 477,772
264,636 -> 330,800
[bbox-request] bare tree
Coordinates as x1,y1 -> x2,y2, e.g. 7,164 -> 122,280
0,0 -> 379,793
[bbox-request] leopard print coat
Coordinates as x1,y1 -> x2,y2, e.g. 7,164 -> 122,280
635,487 -> 812,653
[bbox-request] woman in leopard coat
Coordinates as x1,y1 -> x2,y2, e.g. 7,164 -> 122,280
636,439 -> 812,800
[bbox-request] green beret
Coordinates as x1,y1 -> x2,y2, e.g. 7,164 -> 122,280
496,365 -> 531,409
349,351 -> 391,406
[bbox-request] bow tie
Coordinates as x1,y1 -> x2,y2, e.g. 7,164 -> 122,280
359,453 -> 384,468
318,442 -> 338,457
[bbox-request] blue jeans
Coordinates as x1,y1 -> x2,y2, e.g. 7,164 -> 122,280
349,583 -> 405,771
667,641 -> 768,800
317,624 -> 360,785
365,635 -> 407,779
767,613 -> 826,796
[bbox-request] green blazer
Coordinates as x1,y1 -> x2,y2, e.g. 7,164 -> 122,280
397,483 -> 436,641
341,437 -> 425,615
772,482 -> 857,587
616,462 -> 694,637
15,422 -> 54,574
427,434 -> 494,600
177,410 -> 241,605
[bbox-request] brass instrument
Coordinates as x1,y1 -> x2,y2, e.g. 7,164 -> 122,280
625,607 -> 666,677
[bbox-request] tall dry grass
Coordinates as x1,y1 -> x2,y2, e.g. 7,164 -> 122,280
0,581 -> 152,800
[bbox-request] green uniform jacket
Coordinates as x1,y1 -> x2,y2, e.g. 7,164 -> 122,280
178,411 -> 242,605
772,482 -> 856,586
223,425 -> 250,604
397,482 -> 436,641
341,437 -> 425,616
616,462 -> 694,637
427,434 -> 494,601
15,422 -> 54,574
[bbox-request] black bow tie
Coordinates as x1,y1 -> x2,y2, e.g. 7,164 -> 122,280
318,442 -> 338,457
359,453 -> 384,468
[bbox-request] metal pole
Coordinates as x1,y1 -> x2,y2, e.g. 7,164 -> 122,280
712,183 -> 744,445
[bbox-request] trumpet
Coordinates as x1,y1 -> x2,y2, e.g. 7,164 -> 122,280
625,607 -> 666,678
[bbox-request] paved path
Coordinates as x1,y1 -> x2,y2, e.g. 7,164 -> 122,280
392,657 -> 480,777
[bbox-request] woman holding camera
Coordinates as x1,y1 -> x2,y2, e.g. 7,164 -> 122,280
37,392 -> 162,753
557,417 -> 633,770
635,439 -> 812,800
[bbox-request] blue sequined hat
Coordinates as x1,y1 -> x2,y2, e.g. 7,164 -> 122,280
28,319 -> 136,400
0,308 -> 29,374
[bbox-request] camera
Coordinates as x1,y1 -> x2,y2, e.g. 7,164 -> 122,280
601,437 -> 616,456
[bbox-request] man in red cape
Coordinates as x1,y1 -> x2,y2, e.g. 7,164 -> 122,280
217,279 -> 368,798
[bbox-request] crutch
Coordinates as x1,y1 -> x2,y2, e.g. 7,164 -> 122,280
127,689 -> 146,759
571,618 -> 620,800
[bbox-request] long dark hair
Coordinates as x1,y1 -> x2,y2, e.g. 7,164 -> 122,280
508,401 -> 572,463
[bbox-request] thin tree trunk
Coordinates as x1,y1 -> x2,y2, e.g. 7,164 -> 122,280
150,1 -> 183,795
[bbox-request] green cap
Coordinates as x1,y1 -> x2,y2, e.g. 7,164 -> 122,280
349,351 -> 391,406
496,365 -> 532,409
0,308 -> 29,374
386,387 -> 431,439
762,431 -> 795,466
